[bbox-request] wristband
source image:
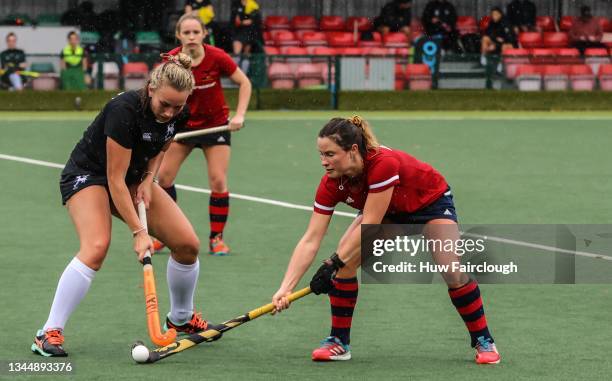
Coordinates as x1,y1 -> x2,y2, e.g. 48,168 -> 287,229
132,227 -> 146,237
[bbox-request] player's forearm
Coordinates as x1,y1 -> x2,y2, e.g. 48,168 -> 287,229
146,152 -> 165,179
235,79 -> 252,117
336,224 -> 362,264
281,239 -> 320,290
108,179 -> 141,232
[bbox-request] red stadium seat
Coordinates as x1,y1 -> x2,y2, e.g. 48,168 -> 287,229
346,16 -> 372,32
265,15 -> 290,30
519,32 -> 542,48
358,31 -> 382,47
536,16 -> 555,32
123,62 -> 148,90
584,48 -> 611,76
340,47 -> 364,55
599,64 -> 612,90
595,17 -> 611,33
559,16 -> 575,32
502,48 -> 530,79
327,31 -> 355,47
479,16 -> 490,32
296,63 -> 324,88
383,32 -> 409,47
515,65 -> 541,91
271,30 -> 299,46
542,32 -> 569,48
263,31 -> 273,45
268,62 -> 295,89
541,65 -> 569,91
363,47 -> 389,56
405,64 -> 432,90
530,48 -> 556,65
299,31 -> 327,46
556,48 -> 581,64
456,16 -> 478,35
320,16 -> 345,31
280,46 -> 308,55
264,46 -> 280,55
291,15 -> 317,30
394,63 -> 405,90
311,46 -> 338,56
569,64 -> 595,91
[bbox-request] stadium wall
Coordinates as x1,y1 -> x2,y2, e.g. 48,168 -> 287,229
1,90 -> 611,111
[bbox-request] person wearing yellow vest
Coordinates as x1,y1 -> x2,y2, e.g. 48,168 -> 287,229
60,31 -> 87,90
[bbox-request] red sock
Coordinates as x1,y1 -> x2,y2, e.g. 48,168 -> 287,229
209,191 -> 229,239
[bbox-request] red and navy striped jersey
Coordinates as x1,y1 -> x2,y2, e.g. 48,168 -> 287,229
314,146 -> 448,215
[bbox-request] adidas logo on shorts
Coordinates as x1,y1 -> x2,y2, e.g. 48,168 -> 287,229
217,136 -> 226,143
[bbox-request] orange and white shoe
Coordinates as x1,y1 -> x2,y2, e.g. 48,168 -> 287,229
311,336 -> 351,361
474,337 -> 501,364
209,235 -> 230,256
152,238 -> 166,252
31,329 -> 67,357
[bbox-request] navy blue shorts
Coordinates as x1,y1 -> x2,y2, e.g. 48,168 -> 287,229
358,188 -> 458,224
177,125 -> 231,148
385,189 -> 458,224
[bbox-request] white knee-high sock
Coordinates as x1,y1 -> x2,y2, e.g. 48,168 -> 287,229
43,257 -> 96,331
167,256 -> 199,324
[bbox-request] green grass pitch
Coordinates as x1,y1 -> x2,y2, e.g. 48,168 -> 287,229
1,111 -> 611,380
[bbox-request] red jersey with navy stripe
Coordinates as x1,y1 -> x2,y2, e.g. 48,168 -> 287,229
167,45 -> 237,129
314,146 -> 449,215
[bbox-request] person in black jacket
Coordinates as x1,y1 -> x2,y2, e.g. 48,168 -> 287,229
422,0 -> 460,52
506,0 -> 536,34
482,7 -> 516,55
373,0 -> 412,39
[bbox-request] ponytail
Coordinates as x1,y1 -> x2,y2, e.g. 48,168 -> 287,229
318,115 -> 379,157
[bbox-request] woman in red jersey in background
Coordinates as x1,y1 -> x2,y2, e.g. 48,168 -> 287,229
155,13 -> 252,256
272,116 -> 501,365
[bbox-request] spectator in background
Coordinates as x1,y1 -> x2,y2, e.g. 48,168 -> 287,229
569,5 -> 605,55
60,31 -> 87,90
373,0 -> 412,40
422,0 -> 460,52
0,32 -> 27,91
232,0 -> 262,55
506,0 -> 536,34
481,7 -> 515,65
185,0 -> 220,46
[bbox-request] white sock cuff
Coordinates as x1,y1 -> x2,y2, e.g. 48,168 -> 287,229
167,256 -> 199,272
70,257 -> 96,280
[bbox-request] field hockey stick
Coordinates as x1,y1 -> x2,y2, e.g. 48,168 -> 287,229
137,287 -> 312,363
173,124 -> 230,141
137,201 -> 177,347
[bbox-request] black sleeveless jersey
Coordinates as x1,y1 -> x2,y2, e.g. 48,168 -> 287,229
63,91 -> 189,184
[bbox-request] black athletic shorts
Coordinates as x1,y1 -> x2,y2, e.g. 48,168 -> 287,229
60,171 -> 109,205
177,129 -> 231,148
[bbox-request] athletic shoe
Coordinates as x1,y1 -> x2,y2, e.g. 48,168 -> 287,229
311,336 -> 351,361
209,235 -> 230,256
31,329 -> 67,357
474,336 -> 501,364
152,238 -> 166,252
165,312 -> 222,341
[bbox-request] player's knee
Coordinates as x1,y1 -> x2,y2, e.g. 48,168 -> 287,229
79,238 -> 110,270
444,272 -> 469,289
208,175 -> 227,193
171,236 -> 200,264
157,173 -> 174,188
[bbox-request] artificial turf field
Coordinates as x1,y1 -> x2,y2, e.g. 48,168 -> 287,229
1,110 -> 611,380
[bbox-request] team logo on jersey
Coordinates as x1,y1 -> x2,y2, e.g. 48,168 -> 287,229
346,196 -> 354,204
164,122 -> 175,141
73,174 -> 90,190
142,132 -> 152,141
217,136 -> 226,143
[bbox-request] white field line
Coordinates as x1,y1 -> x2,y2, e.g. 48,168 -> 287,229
2,152 -> 611,262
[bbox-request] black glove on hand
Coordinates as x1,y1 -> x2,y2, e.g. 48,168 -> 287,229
309,253 -> 346,295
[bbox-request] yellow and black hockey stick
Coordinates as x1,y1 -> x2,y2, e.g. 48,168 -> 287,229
138,287 -> 311,363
